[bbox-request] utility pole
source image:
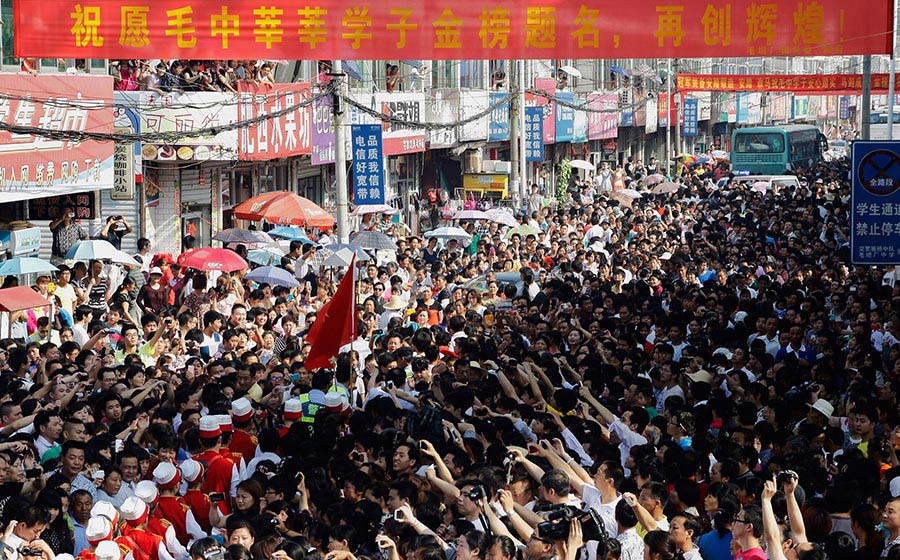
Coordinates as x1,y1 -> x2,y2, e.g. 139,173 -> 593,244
332,60 -> 350,243
518,59 -> 527,205
666,58 -> 672,175
674,59 -> 681,157
862,55 -> 872,140
509,60 -> 520,207
888,0 -> 898,139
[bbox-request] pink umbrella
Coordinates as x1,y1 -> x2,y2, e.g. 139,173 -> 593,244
178,248 -> 248,273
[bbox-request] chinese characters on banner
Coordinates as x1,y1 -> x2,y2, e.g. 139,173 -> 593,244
851,142 -> 900,265
587,94 -> 618,140
349,93 -> 426,155
351,124 -> 385,205
17,0 -> 890,59
524,107 -> 543,162
311,95 -> 336,165
488,92 -> 509,142
237,83 -> 312,160
554,92 -> 575,143
0,75 -> 114,192
682,98 -> 698,137
678,74 -> 900,93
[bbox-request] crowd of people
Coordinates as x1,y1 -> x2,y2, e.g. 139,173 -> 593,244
110,60 -> 278,93
0,155 -> 898,560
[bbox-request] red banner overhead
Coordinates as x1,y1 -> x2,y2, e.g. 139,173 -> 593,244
14,0 -> 892,60
678,74 -> 900,94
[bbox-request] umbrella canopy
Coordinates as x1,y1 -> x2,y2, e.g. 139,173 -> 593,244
751,181 -> 771,193
651,182 -> 680,195
247,247 -> 285,266
559,65 -> 582,78
425,227 -> 473,243
620,188 -> 643,199
66,240 -> 129,263
568,159 -> 594,171
675,153 -> 697,164
608,191 -> 635,208
0,257 -> 57,276
213,228 -> 275,245
323,248 -> 358,267
323,243 -> 371,260
350,231 -> 398,251
233,191 -> 335,229
453,210 -> 491,221
695,154 -> 713,165
351,204 -> 395,216
267,226 -> 316,244
503,224 -> 541,239
485,208 -> 518,227
0,286 -> 51,312
711,150 -> 729,160
246,266 -> 300,288
645,173 -> 666,186
178,248 -> 248,272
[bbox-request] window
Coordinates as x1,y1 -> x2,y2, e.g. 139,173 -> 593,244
734,132 -> 785,153
1,0 -> 14,67
460,60 -> 483,89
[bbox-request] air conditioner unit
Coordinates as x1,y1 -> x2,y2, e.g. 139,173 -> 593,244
482,160 -> 511,174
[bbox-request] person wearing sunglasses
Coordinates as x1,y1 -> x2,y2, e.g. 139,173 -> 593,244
732,506 -> 764,560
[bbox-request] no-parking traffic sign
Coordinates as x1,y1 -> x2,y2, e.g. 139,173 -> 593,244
851,141 -> 900,264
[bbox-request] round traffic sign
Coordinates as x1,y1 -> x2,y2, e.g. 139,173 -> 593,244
858,149 -> 900,196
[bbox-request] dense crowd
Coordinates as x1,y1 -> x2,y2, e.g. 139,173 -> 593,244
0,156 -> 898,560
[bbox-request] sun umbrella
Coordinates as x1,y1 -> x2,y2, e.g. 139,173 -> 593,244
568,160 -> 594,171
620,188 -> 643,199
0,257 -> 57,276
178,248 -> 248,272
608,192 -> 635,208
66,240 -> 125,262
675,153 -> 697,164
695,154 -> 712,165
267,226 -> 316,244
233,191 -> 335,229
323,248 -> 358,267
645,173 -> 666,186
351,204 -> 395,216
559,65 -> 582,78
246,266 -> 300,288
350,231 -> 398,252
485,208 -> 518,227
323,243 -> 371,260
248,247 -> 285,266
751,181 -> 770,193
503,224 -> 541,239
453,210 -> 491,221
213,228 -> 275,245
711,150 -> 729,160
651,182 -> 680,195
425,227 -> 473,243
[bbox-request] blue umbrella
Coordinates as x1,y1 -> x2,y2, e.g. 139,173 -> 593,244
267,226 -> 315,244
323,243 -> 371,260
246,266 -> 300,288
247,248 -> 285,266
0,257 -> 57,276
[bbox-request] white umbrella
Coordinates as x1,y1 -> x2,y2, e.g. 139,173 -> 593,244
568,160 -> 594,171
485,208 -> 518,227
424,227 -> 472,243
66,240 -> 131,263
351,204 -> 395,216
560,65 -> 582,78
453,210 -> 490,221
112,250 -> 141,267
350,231 -> 398,251
620,188 -> 643,199
323,248 -> 358,267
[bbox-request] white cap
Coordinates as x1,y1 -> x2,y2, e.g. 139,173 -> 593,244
121,496 -> 148,523
86,516 -> 112,543
135,479 -> 158,503
149,267 -> 163,276
890,476 -> 900,498
284,398 -> 302,420
96,540 -> 122,560
90,501 -> 118,525
180,458 -> 204,484
231,397 -> 254,422
199,415 -> 222,438
152,462 -> 180,489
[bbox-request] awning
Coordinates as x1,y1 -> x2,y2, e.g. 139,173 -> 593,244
0,184 -> 112,205
0,286 -> 51,312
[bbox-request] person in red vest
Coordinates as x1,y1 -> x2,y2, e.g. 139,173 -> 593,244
80,518 -> 132,560
118,497 -> 175,560
179,459 -> 212,535
194,416 -> 236,515
213,414 -> 246,481
152,462 -> 207,545
229,398 -> 258,460
134,481 -> 190,560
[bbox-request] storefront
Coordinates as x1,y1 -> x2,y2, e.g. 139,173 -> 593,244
0,75 -> 116,259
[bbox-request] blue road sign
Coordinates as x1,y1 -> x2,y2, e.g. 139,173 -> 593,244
351,124 -> 385,205
851,141 -> 900,264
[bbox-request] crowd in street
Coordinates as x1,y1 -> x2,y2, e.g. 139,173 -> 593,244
0,155 -> 899,560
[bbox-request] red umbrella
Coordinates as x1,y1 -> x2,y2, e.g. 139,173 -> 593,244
233,191 -> 335,229
178,248 -> 248,273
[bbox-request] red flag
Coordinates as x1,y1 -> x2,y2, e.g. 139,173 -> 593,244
304,258 -> 356,370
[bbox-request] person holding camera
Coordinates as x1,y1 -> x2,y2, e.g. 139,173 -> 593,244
101,216 -> 133,251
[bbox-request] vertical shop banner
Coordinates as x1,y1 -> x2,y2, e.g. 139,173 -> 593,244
619,88 -> 634,127
112,102 -> 141,201
350,124 -> 385,204
645,98 -> 658,134
525,107 -> 544,162
735,93 -> 748,124
554,92 -> 575,143
572,105 -> 588,143
533,78 -> 556,144
658,93 -> 673,128
237,83 -> 312,160
488,92 -> 510,142
793,96 -> 809,119
428,89 -> 459,149
311,95 -> 336,165
840,97 -> 850,119
0,75 -> 114,193
588,93 -> 618,140
682,98 -> 699,137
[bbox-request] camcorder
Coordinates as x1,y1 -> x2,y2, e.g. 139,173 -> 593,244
468,485 -> 488,501
536,505 -> 609,550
